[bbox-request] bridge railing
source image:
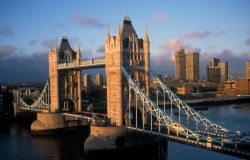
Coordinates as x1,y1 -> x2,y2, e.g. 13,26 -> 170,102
17,80 -> 50,112
121,65 -> 206,141
149,68 -> 229,135
62,113 -> 93,122
57,57 -> 105,70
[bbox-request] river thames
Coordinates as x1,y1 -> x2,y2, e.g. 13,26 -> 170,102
0,102 -> 249,160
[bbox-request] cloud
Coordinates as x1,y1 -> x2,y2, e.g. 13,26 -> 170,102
215,29 -> 226,36
70,13 -> 105,28
96,45 -> 104,54
0,46 -> 48,81
206,45 -> 217,51
183,29 -> 226,39
151,12 -> 168,21
0,25 -> 13,36
153,37 -> 249,78
184,30 -> 211,39
53,23 -> 64,29
41,38 -> 58,48
69,36 -> 81,47
245,38 -> 250,46
0,45 -> 17,58
151,38 -> 200,76
159,38 -> 200,61
81,49 -> 93,59
28,40 -> 38,45
200,49 -> 250,78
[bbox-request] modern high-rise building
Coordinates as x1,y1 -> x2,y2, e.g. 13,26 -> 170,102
206,58 -> 228,83
175,48 -> 186,81
210,58 -> 220,67
206,66 -> 221,83
175,48 -> 200,81
94,73 -> 103,87
246,60 -> 250,79
83,74 -> 91,88
185,52 -> 200,81
218,62 -> 228,82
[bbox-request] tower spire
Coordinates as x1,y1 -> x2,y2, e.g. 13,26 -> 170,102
144,28 -> 149,43
105,28 -> 110,42
116,24 -> 122,40
124,12 -> 131,21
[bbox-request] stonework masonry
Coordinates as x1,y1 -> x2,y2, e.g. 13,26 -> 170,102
49,36 -> 82,112
105,16 -> 150,126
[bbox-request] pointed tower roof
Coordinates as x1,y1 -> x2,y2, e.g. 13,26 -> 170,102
106,28 -> 110,42
76,44 -> 81,53
116,24 -> 122,40
58,35 -> 76,61
144,29 -> 149,43
59,35 -> 73,53
121,15 -> 137,39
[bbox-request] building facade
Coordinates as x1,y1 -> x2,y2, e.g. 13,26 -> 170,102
221,79 -> 250,95
175,48 -> 186,81
94,73 -> 103,87
185,52 -> 199,81
175,48 -> 200,81
83,74 -> 91,88
246,60 -> 250,79
49,36 -> 82,112
206,58 -> 228,83
218,62 -> 228,82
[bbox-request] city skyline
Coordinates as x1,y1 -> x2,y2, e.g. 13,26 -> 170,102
0,0 -> 250,81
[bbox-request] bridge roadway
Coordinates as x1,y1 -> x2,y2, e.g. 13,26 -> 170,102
62,110 -> 250,159
127,125 -> 250,159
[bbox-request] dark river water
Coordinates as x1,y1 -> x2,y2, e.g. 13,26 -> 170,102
0,102 -> 250,160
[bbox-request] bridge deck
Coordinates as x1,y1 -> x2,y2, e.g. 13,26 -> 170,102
127,126 -> 250,159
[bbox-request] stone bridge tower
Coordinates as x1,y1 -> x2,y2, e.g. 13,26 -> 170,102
48,36 -> 82,112
105,16 -> 150,126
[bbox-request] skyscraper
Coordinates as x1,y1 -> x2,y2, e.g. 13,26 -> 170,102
175,48 -> 200,81
94,73 -> 103,87
246,60 -> 250,79
185,52 -> 200,81
206,58 -> 228,83
210,58 -> 220,67
218,62 -> 228,82
175,48 -> 186,81
83,74 -> 91,88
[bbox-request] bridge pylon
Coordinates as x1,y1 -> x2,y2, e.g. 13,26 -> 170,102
105,16 -> 150,126
48,36 -> 82,112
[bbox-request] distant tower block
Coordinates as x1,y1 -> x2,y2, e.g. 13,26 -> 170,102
105,16 -> 150,126
48,36 -> 82,112
94,73 -> 103,87
185,52 -> 199,81
175,47 -> 186,81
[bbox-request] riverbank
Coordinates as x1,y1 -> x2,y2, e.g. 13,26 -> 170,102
185,96 -> 250,106
158,96 -> 250,108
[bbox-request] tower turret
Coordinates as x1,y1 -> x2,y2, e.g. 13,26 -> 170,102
143,29 -> 150,95
76,45 -> 81,65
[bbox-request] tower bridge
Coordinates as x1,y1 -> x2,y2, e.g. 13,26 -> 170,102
13,16 -> 250,159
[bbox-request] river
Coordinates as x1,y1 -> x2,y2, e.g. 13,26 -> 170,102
0,102 -> 249,160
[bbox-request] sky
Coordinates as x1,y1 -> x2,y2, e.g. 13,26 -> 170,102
0,0 -> 250,81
